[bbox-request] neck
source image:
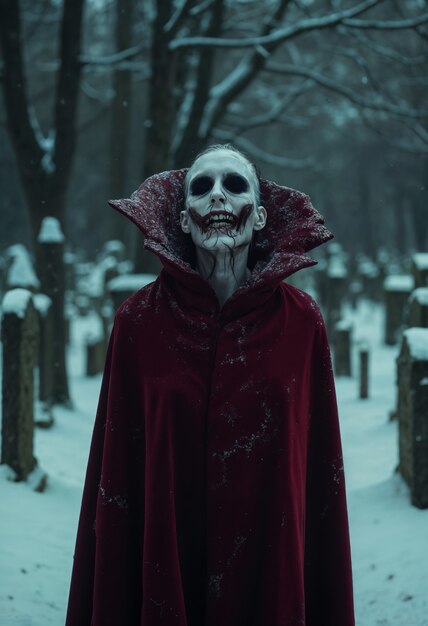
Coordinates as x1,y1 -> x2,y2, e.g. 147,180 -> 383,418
195,245 -> 250,307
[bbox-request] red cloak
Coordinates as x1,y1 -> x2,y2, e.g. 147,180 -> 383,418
66,170 -> 354,625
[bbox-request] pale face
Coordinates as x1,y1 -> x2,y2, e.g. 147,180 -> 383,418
180,150 -> 266,253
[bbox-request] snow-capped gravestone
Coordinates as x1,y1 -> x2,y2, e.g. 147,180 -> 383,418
85,312 -> 106,377
384,274 -> 413,345
334,320 -> 352,377
107,273 -> 157,311
411,253 -> 428,288
1,289 -> 43,486
6,245 -> 40,292
324,256 -> 347,331
397,328 -> 428,509
38,217 -> 69,404
408,288 -> 428,328
358,257 -> 381,301
98,239 -> 126,263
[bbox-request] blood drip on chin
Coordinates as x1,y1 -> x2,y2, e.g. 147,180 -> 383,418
235,204 -> 253,231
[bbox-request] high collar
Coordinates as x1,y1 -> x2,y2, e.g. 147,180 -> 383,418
109,169 -> 332,317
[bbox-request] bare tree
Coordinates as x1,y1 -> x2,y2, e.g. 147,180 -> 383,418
0,0 -> 86,404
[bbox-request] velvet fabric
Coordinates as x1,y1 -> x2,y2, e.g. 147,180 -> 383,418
66,170 -> 355,625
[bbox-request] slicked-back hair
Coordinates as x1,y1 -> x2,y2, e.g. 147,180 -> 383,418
184,143 -> 261,206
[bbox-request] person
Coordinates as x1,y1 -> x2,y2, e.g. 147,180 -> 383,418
66,144 -> 355,626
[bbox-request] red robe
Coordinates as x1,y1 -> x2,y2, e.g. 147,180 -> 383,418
66,170 -> 354,625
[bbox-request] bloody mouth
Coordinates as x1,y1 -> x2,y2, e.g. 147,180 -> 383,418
188,204 -> 253,233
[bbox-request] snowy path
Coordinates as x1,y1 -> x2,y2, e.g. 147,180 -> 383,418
0,302 -> 427,626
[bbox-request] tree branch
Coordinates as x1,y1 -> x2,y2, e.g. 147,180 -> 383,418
264,62 -> 428,118
342,13 -> 428,30
337,26 -> 427,66
79,42 -> 147,66
169,0 -> 384,50
210,129 -> 318,170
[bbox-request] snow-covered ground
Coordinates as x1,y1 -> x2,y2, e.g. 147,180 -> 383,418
0,300 -> 427,626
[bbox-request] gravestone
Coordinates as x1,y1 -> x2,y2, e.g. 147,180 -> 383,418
384,274 -> 413,345
324,257 -> 347,333
6,246 -> 40,292
396,328 -> 428,509
1,290 -> 38,480
411,253 -> 428,288
85,312 -> 106,377
408,288 -> 428,328
107,273 -> 157,311
33,293 -> 54,415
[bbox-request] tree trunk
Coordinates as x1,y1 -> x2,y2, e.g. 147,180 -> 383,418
134,0 -> 175,273
108,0 -> 136,245
0,0 -> 86,406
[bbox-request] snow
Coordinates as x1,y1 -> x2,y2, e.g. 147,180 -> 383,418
0,300 -> 428,625
107,273 -> 157,292
384,274 -> 414,292
410,287 -> 428,306
403,328 -> 428,361
336,319 -> 352,331
7,248 -> 40,290
328,257 -> 347,278
412,252 -> 428,270
37,217 -> 65,244
2,288 -> 33,319
33,294 -> 52,317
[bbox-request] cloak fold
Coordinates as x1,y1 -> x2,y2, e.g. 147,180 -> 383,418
66,170 -> 354,626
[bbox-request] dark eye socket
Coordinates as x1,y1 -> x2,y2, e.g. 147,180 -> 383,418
223,174 -> 249,194
190,176 -> 213,196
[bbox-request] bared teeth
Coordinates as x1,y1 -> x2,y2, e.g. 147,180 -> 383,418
207,213 -> 235,226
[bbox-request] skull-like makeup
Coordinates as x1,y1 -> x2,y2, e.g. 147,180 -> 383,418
180,150 -> 266,253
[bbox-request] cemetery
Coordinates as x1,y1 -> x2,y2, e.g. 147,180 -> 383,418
1,1 -> 427,623
0,237 -> 428,624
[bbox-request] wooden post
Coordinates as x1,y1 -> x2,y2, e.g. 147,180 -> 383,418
359,345 -> 369,399
334,320 -> 352,377
384,274 -> 413,345
396,328 -> 428,509
1,289 -> 37,480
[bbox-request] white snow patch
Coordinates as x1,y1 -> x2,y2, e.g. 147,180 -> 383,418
107,273 -> 157,292
33,294 -> 52,317
2,289 -> 33,319
336,319 -> 353,331
412,252 -> 428,270
410,287 -> 428,306
384,274 -> 414,292
328,257 -> 347,278
7,249 -> 39,289
403,328 -> 428,361
38,217 -> 65,244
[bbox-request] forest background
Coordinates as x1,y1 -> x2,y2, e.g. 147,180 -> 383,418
0,0 -> 427,270
2,0 -> 428,401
